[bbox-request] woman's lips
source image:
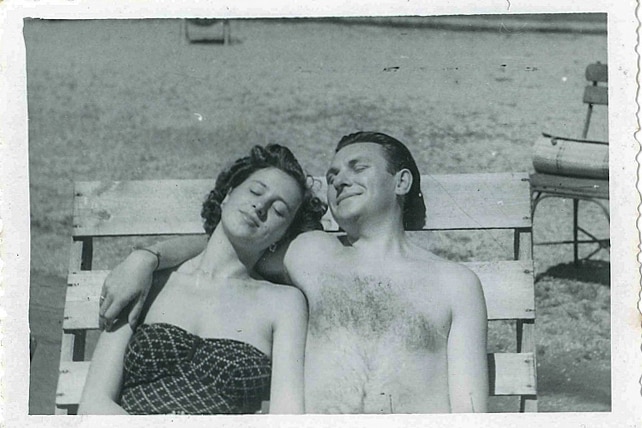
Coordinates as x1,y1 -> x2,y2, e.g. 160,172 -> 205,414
239,209 -> 260,227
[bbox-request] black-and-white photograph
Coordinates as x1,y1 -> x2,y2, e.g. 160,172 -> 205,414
1,2 -> 640,426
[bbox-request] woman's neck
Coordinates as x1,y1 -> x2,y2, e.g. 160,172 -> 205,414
194,226 -> 261,280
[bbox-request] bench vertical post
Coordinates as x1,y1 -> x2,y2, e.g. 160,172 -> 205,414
514,228 -> 532,261
66,237 -> 93,361
515,225 -> 537,411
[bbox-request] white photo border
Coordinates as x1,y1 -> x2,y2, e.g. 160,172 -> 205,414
1,1 -> 640,427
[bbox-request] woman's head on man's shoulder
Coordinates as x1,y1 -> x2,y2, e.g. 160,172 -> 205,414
201,144 -> 327,249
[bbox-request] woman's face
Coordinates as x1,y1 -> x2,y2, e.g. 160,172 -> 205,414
220,167 -> 303,251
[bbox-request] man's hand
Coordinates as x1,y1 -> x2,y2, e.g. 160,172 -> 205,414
99,250 -> 157,330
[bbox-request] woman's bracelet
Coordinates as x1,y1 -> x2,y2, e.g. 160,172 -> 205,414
132,246 -> 161,271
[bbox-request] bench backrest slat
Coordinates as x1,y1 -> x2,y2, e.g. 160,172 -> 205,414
73,173 -> 530,237
583,85 -> 608,106
585,62 -> 607,83
63,260 -> 534,331
73,173 -> 531,237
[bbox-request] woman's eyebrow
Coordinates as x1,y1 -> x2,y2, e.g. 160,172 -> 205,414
251,180 -> 292,212
249,180 -> 267,189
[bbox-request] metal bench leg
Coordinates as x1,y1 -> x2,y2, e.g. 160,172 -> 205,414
573,199 -> 579,266
223,20 -> 231,45
530,191 -> 543,218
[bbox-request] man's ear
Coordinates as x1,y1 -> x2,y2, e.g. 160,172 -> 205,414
394,169 -> 413,196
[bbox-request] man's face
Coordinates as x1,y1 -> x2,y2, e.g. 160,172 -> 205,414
325,143 -> 397,226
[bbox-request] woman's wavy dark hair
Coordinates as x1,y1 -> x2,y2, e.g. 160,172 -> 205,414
335,131 -> 426,230
201,144 -> 327,245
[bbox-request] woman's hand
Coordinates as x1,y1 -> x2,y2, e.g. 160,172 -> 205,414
99,250 -> 157,330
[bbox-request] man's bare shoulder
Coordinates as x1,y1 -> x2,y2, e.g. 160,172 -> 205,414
285,231 -> 339,266
404,245 -> 475,277
291,230 -> 337,250
402,246 -> 482,301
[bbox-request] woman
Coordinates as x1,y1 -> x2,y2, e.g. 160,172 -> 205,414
79,145 -> 326,415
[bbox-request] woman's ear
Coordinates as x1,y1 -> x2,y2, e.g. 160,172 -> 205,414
221,185 -> 238,206
221,192 -> 230,206
394,169 -> 413,196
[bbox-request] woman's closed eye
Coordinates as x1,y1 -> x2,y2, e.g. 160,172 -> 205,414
272,203 -> 287,217
249,186 -> 263,195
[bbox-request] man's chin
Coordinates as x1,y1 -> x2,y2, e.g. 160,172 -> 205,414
331,206 -> 361,225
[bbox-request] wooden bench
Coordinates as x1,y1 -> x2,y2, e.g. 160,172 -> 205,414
55,172 -> 536,414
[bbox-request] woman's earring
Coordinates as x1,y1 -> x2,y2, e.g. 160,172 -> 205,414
268,243 -> 277,253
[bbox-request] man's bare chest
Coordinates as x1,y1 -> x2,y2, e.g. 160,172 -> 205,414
303,268 -> 451,353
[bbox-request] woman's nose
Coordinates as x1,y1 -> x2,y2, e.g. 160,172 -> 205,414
252,203 -> 267,221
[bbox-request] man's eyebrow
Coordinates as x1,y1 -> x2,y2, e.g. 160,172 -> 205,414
325,167 -> 338,178
348,158 -> 367,167
326,156 -> 370,177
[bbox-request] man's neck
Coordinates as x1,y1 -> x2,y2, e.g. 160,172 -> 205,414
344,216 -> 410,260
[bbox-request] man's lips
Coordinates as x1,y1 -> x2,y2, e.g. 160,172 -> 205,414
335,193 -> 358,205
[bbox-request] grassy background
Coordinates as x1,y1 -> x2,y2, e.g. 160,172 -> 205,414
26,16 -> 610,413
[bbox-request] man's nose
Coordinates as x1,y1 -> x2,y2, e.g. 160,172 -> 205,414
333,172 -> 351,195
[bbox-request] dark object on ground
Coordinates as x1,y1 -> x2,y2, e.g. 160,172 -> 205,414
184,19 -> 231,45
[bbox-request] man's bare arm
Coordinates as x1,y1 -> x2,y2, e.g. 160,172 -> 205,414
99,235 -> 207,329
446,267 -> 489,413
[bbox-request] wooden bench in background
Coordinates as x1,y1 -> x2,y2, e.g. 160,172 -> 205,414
55,172 -> 536,414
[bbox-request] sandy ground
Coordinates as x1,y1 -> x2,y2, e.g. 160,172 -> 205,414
25,17 -> 608,414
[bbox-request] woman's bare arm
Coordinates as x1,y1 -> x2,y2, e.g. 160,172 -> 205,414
99,235 -> 207,329
78,320 -> 133,414
268,287 -> 308,414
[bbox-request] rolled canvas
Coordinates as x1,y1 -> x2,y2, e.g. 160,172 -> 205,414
532,134 -> 609,179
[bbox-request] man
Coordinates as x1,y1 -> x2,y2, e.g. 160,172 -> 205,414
100,132 -> 488,413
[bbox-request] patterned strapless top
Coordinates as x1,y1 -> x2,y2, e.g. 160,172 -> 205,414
120,323 -> 271,415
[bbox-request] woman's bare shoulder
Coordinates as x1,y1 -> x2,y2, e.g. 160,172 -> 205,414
254,282 -> 308,326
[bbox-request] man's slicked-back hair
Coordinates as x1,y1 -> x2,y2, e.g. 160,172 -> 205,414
335,131 -> 426,230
